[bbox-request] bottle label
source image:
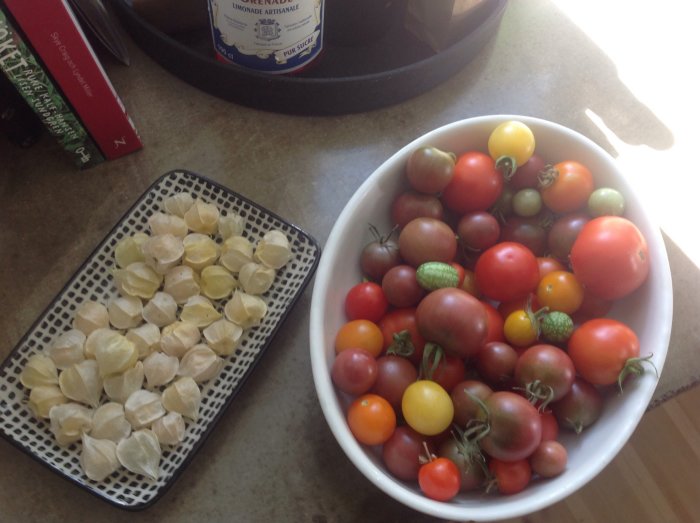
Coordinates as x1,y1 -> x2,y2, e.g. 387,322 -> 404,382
208,0 -> 323,74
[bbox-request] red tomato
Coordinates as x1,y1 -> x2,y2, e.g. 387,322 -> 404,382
377,308 -> 426,365
536,256 -> 566,281
540,160 -> 594,213
418,456 -> 461,501
539,411 -> 559,442
441,151 -> 503,214
570,216 -> 650,300
430,354 -> 466,393
344,281 -> 388,322
567,318 -> 640,386
474,242 -> 540,303
482,300 -> 505,344
489,458 -> 532,495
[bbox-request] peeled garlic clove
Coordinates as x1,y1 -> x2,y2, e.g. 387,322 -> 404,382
142,291 -> 178,327
178,344 -> 224,383
46,329 -> 86,370
160,321 -> 201,358
163,192 -> 194,218
126,323 -> 161,359
29,385 -> 68,418
219,235 -> 254,273
151,411 -> 185,446
218,212 -> 246,240
116,262 -> 163,299
81,434 -> 120,481
200,265 -> 237,300
142,233 -> 185,274
238,262 -> 276,295
49,402 -> 93,446
255,230 -> 292,269
93,332 -> 138,378
124,389 -> 165,429
163,265 -> 200,304
107,295 -> 143,330
202,318 -> 243,356
148,211 -> 188,237
91,402 -> 132,443
184,198 -> 219,235
116,429 -> 161,481
103,361 -> 144,404
73,301 -> 110,336
20,354 -> 59,389
59,359 -> 103,408
182,233 -> 219,271
143,351 -> 179,388
162,377 -> 201,421
224,290 -> 268,329
180,295 -> 221,328
115,232 -> 149,269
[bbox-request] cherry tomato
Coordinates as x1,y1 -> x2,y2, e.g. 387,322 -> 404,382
588,187 -> 625,217
509,153 -> 546,189
539,410 -> 559,442
551,376 -> 604,433
331,348 -> 378,396
360,228 -> 401,281
536,270 -> 584,315
536,256 -> 566,281
460,268 -> 480,298
488,120 -> 536,167
344,281 -> 388,322
503,309 -> 538,348
475,341 -> 518,387
347,393 -> 396,445
540,160 -> 595,214
378,307 -> 426,362
514,344 -> 576,403
450,262 -> 466,288
418,455 -> 461,501
335,319 -> 384,357
498,293 -> 540,321
402,380 -> 454,436
430,353 -> 466,393
406,146 -> 456,194
567,318 -> 641,386
475,242 -> 540,303
391,191 -> 445,228
415,287 -> 488,359
438,438 -> 487,491
441,151 -> 504,214
499,216 -> 548,257
457,211 -> 500,251
570,216 -> 650,301
529,440 -> 567,478
398,217 -> 457,267
489,458 -> 532,495
372,355 -> 418,409
381,264 -> 426,308
482,301 -> 505,344
572,290 -> 613,323
382,425 -> 427,480
547,212 -> 589,262
450,379 -> 493,428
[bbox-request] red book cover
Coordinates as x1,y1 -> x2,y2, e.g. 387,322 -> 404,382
3,0 -> 142,160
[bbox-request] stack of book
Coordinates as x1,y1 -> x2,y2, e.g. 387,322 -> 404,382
0,0 -> 142,168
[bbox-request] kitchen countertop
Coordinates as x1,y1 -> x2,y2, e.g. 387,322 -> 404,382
1,1 -> 698,521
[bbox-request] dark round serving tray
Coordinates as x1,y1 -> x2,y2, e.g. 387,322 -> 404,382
110,0 -> 508,115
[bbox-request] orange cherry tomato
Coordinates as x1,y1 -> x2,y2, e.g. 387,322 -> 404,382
347,393 -> 396,445
536,270 -> 584,315
540,161 -> 595,214
335,319 -> 384,357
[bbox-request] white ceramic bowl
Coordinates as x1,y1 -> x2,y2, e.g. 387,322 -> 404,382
309,115 -> 673,521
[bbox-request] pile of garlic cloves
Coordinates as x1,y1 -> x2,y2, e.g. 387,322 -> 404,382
19,191 -> 293,482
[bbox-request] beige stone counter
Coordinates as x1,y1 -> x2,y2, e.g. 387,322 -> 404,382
1,1 -> 698,521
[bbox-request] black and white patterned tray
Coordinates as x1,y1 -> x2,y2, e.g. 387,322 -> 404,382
0,170 -> 320,510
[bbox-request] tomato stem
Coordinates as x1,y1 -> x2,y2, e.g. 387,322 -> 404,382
617,353 -> 658,393
537,164 -> 558,188
420,342 -> 444,380
386,330 -> 415,358
495,155 -> 518,180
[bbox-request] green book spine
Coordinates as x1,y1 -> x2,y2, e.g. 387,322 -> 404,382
0,8 -> 104,168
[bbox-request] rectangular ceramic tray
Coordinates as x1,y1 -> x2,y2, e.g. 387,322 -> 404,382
0,170 -> 320,510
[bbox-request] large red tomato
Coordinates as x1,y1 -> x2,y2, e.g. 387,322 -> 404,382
570,216 -> 650,300
441,151 -> 503,214
474,242 -> 540,303
415,288 -> 488,359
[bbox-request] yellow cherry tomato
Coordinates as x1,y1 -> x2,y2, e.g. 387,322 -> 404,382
402,380 -> 454,436
488,120 -> 536,167
504,309 -> 538,347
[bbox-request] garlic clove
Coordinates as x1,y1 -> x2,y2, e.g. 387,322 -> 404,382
224,290 -> 268,329
73,300 -> 110,336
219,235 -> 254,273
202,318 -> 243,356
199,265 -> 237,300
238,261 -> 276,295
162,192 -> 194,218
103,361 -> 144,404
116,429 -> 161,481
162,377 -> 201,421
178,344 -> 224,383
143,351 -> 179,389
124,389 -> 165,429
46,329 -> 86,370
160,321 -> 201,358
49,402 -> 93,446
28,385 -> 68,418
20,354 -> 59,389
126,323 -> 161,359
180,295 -> 221,328
151,411 -> 185,447
142,291 -> 178,327
254,229 -> 292,269
81,434 -> 120,481
58,359 -> 103,408
91,402 -> 132,443
107,295 -> 144,330
183,198 -> 219,235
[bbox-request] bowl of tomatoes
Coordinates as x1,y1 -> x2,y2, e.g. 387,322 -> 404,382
309,115 -> 672,521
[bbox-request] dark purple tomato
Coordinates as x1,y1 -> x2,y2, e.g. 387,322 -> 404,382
391,191 -> 445,229
450,379 -> 493,428
551,376 -> 604,434
509,153 -> 547,190
330,348 -> 379,395
381,264 -> 425,308
360,233 -> 401,281
547,212 -> 590,263
475,341 -> 518,387
438,438 -> 488,491
398,217 -> 457,267
371,355 -> 418,409
382,425 -> 428,480
514,344 -> 575,403
416,288 -> 488,359
499,216 -> 548,257
456,211 -> 501,251
406,146 -> 456,195
529,440 -> 567,478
